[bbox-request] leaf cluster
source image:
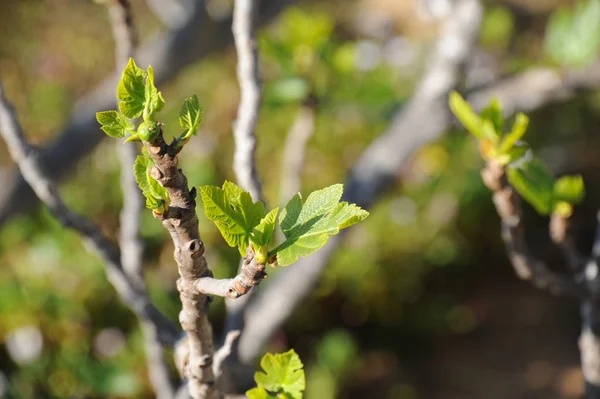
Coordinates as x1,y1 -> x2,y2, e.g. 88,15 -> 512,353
200,182 -> 369,266
449,92 -> 585,216
246,350 -> 306,399
96,57 -> 205,213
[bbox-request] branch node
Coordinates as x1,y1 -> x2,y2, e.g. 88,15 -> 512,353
150,166 -> 164,180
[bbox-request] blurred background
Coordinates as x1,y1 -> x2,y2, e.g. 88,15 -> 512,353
1,0 -> 599,397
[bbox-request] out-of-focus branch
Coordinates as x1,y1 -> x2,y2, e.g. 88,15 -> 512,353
232,0 -> 263,202
213,330 -> 241,379
0,81 -> 179,347
0,0 -> 295,227
279,99 -> 316,204
237,0 -> 484,363
108,2 -> 176,399
480,162 -> 586,297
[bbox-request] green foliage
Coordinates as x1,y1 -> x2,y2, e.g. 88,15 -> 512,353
554,175 -> 585,204
270,184 -> 369,266
506,159 -> 555,215
200,182 -> 368,266
95,110 -> 134,138
178,94 -> 203,141
117,58 -> 147,119
449,91 -> 530,165
143,65 -> 165,120
98,57 -> 199,144
451,92 -> 586,216
247,350 -> 306,399
200,181 -> 266,256
544,0 -> 600,68
133,149 -> 169,213
252,208 -> 279,263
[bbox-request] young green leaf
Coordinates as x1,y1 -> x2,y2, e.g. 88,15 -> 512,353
252,208 -> 279,248
271,184 -> 369,266
500,113 -> 529,153
246,387 -> 277,399
254,350 -> 305,399
553,175 -> 585,205
481,119 -> 500,144
506,159 -> 555,215
96,110 -> 134,138
480,98 -> 504,136
117,58 -> 146,118
144,65 -> 165,120
251,208 -> 279,263
134,150 -> 169,211
179,94 -> 203,140
200,181 -> 265,255
449,91 -> 483,139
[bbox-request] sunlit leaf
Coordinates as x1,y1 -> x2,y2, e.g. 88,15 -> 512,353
117,58 -> 146,118
507,159 -> 555,215
200,181 -> 265,255
179,94 -> 203,140
272,185 -> 369,266
553,175 -> 585,205
449,91 -> 483,139
144,65 -> 165,120
96,110 -> 134,138
254,350 -> 305,399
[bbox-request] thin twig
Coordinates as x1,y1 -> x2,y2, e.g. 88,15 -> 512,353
0,81 -> 179,346
108,2 -> 176,398
480,162 -> 586,298
232,0 -> 263,202
213,330 -> 241,378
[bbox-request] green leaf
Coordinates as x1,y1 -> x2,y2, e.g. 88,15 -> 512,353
134,153 -> 153,197
252,208 -> 279,248
144,65 -> 165,120
96,110 -> 134,138
272,184 -> 369,266
246,387 -> 277,399
251,207 -> 279,263
449,91 -> 483,139
497,142 -> 530,166
134,149 -> 169,210
480,98 -> 504,137
506,159 -> 555,215
500,113 -> 529,152
117,58 -> 146,118
254,350 -> 305,399
147,168 -> 169,202
481,119 -> 500,144
553,175 -> 585,205
179,95 -> 203,139
200,181 -> 265,255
